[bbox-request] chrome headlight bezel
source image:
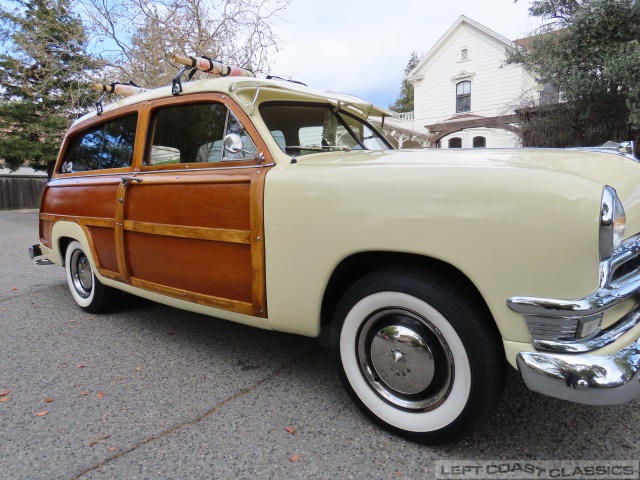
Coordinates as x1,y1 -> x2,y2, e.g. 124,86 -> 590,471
600,186 -> 626,261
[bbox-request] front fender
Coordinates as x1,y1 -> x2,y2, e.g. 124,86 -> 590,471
263,162 -> 603,343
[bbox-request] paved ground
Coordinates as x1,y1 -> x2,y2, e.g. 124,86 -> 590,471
1,210 -> 640,480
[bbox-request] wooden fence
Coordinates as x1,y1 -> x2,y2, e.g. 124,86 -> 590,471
0,175 -> 48,210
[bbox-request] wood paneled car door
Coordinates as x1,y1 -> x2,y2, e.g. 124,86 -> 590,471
117,94 -> 270,318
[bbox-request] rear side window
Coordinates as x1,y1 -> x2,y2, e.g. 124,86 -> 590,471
61,114 -> 137,173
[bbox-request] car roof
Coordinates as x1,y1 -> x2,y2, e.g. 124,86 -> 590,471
74,76 -> 392,126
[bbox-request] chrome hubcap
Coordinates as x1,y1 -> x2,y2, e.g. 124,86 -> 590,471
70,250 -> 92,298
357,308 -> 454,411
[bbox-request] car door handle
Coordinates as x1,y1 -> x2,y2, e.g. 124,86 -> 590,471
121,176 -> 143,187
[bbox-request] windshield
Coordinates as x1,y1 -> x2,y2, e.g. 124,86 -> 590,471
259,103 -> 392,155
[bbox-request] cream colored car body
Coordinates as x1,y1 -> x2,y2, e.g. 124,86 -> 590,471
39,77 -> 640,372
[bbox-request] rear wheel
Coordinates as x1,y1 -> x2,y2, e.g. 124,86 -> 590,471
331,268 -> 505,444
64,240 -> 118,313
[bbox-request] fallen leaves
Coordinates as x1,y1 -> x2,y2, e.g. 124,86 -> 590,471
89,435 -> 112,448
284,427 -> 296,435
68,319 -> 76,323
97,391 -> 104,398
44,398 -> 55,403
80,391 -> 88,396
10,288 -> 17,291
0,390 -> 9,397
107,447 -> 117,452
34,411 -> 48,417
76,364 -> 84,368
135,367 -> 141,371
289,453 -> 300,463
0,397 -> 10,403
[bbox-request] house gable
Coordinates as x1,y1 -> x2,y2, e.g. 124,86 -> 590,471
409,15 -> 533,128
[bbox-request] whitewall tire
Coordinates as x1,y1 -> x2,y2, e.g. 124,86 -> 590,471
64,240 -> 118,313
331,268 -> 505,444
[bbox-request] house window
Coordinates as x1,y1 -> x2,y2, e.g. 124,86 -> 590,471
473,136 -> 486,148
448,137 -> 462,148
539,82 -> 560,106
460,48 -> 469,61
456,81 -> 471,113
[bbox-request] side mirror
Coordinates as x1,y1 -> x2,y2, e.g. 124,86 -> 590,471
223,134 -> 243,154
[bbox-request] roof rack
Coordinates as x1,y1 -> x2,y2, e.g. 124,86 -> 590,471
170,54 -> 254,95
92,81 -> 146,115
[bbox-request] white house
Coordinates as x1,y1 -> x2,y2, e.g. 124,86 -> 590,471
378,16 -> 540,149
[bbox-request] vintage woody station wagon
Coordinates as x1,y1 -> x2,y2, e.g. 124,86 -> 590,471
29,58 -> 640,443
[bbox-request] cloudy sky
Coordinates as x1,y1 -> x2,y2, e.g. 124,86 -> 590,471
268,0 -> 540,107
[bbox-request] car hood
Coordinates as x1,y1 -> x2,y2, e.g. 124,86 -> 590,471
298,147 -> 640,200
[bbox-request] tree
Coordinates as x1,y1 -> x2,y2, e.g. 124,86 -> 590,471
508,0 -> 640,148
0,0 -> 103,171
389,51 -> 419,113
79,0 -> 290,88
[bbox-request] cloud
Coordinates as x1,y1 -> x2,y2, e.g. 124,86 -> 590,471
269,0 -> 537,106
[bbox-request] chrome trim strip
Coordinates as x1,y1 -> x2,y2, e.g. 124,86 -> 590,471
51,163 -> 275,181
517,337 -> 640,405
508,266 -> 640,317
600,186 -> 616,261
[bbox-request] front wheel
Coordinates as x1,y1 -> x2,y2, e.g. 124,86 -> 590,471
64,240 -> 118,313
331,268 -> 505,444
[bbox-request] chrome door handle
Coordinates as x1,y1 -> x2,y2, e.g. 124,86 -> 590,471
121,176 -> 143,187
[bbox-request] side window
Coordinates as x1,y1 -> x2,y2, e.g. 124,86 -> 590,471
61,114 -> 137,173
223,112 -> 258,161
148,103 -> 227,165
147,103 -> 258,165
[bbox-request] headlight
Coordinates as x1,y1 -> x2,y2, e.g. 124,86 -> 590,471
599,186 -> 626,260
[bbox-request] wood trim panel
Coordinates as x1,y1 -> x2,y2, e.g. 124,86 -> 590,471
123,220 -> 251,244
114,180 -> 129,281
39,213 -> 115,228
80,224 -> 103,272
99,269 -> 122,281
250,168 -> 268,317
129,276 -> 254,315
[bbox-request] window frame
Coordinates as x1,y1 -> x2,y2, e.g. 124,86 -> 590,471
455,81 -> 471,113
55,105 -> 141,178
141,93 -> 269,172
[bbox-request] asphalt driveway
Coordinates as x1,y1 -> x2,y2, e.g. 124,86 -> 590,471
1,210 -> 639,479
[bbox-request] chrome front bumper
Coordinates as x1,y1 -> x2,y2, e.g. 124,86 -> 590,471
517,339 -> 640,405
510,234 -> 640,404
508,234 -> 640,353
